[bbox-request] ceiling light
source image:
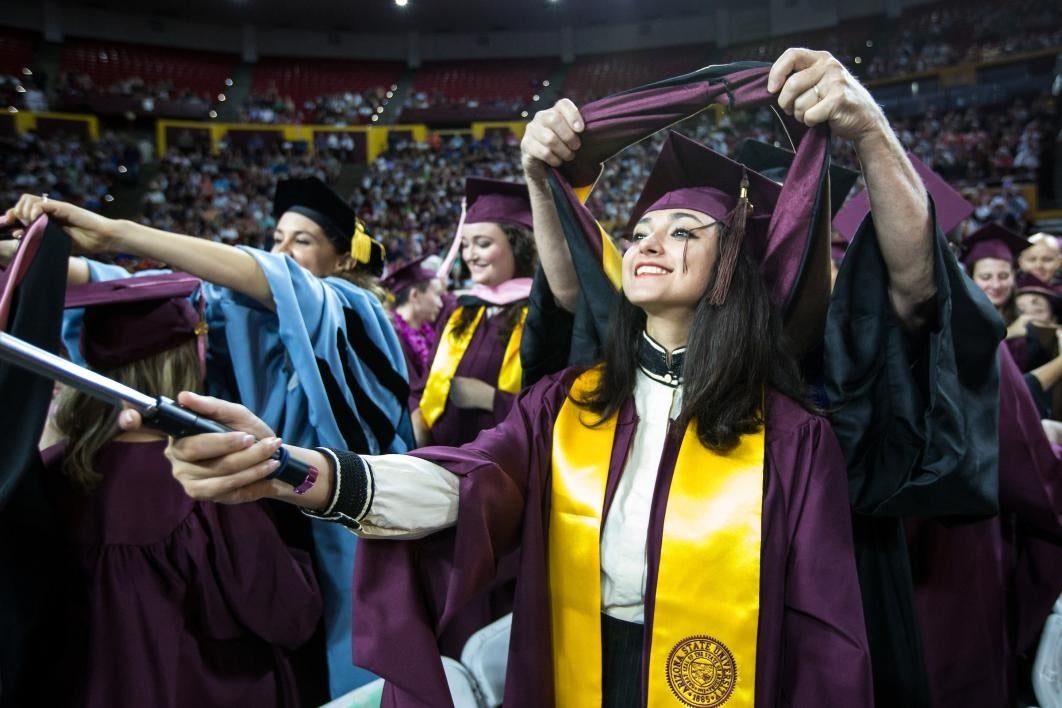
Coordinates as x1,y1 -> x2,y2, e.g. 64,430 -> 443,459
7,107 -> 17,113
21,67 -> 32,76
395,0 -> 408,6
520,110 -> 528,118
118,165 -> 127,174
225,78 -> 234,86
208,110 -> 218,118
854,56 -> 862,64
372,114 -> 379,122
532,94 -> 540,101
543,80 -> 550,87
218,93 -> 226,101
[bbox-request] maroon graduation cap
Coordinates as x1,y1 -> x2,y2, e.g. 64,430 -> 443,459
628,131 -> 783,303
961,222 -> 1029,269
464,177 -> 533,231
1015,272 -> 1062,320
833,152 -> 974,241
380,256 -> 437,296
64,273 -> 204,371
1016,272 -> 1060,297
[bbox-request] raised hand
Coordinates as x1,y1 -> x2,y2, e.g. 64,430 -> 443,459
2,193 -> 117,254
521,98 -> 585,182
768,48 -> 887,142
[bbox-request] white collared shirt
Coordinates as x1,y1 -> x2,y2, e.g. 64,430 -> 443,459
358,369 -> 681,622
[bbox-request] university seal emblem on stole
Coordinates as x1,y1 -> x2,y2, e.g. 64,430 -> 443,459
666,636 -> 737,707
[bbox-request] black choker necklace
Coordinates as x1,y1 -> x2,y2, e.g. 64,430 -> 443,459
637,332 -> 685,387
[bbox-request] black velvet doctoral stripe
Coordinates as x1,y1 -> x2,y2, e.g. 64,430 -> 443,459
314,355 -> 371,454
342,308 -> 410,404
334,329 -> 397,451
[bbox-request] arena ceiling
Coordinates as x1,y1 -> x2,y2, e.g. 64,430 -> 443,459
65,0 -> 756,34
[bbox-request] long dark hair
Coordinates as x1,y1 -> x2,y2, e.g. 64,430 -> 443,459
578,236 -> 812,452
452,223 -> 537,343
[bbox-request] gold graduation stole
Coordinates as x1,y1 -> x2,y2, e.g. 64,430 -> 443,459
419,305 -> 527,429
549,369 -> 764,707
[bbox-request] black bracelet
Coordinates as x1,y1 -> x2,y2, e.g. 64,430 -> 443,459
300,447 -> 372,531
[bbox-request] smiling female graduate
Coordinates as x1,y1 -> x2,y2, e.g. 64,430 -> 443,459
412,177 -> 538,448
115,123 -> 874,708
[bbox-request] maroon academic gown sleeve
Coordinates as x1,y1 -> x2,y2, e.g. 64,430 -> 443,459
756,393 -> 874,706
354,379 -> 872,708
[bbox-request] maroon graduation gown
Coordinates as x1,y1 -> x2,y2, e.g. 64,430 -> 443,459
352,369 -> 873,707
415,302 -> 523,447
908,344 -> 1062,707
41,440 -> 322,708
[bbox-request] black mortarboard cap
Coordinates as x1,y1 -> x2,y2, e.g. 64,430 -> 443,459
274,177 -> 385,276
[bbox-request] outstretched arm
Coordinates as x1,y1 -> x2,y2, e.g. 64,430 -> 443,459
4,194 -> 274,307
770,48 -> 934,330
521,99 -> 585,312
119,392 -> 458,537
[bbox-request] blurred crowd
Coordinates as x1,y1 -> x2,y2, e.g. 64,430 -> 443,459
238,87 -> 390,125
3,76 -> 1053,267
354,132 -> 524,265
0,131 -> 146,214
402,89 -> 526,116
54,71 -> 208,105
139,141 -> 342,247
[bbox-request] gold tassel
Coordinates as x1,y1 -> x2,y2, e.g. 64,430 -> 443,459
708,170 -> 752,306
350,219 -> 373,264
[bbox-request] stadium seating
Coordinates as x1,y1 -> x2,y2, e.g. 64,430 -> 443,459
401,57 -> 556,122
59,37 -> 238,100
564,45 -> 713,103
0,28 -> 36,76
250,57 -> 402,112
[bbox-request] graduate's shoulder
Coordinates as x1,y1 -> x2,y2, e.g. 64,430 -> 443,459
764,388 -> 832,441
